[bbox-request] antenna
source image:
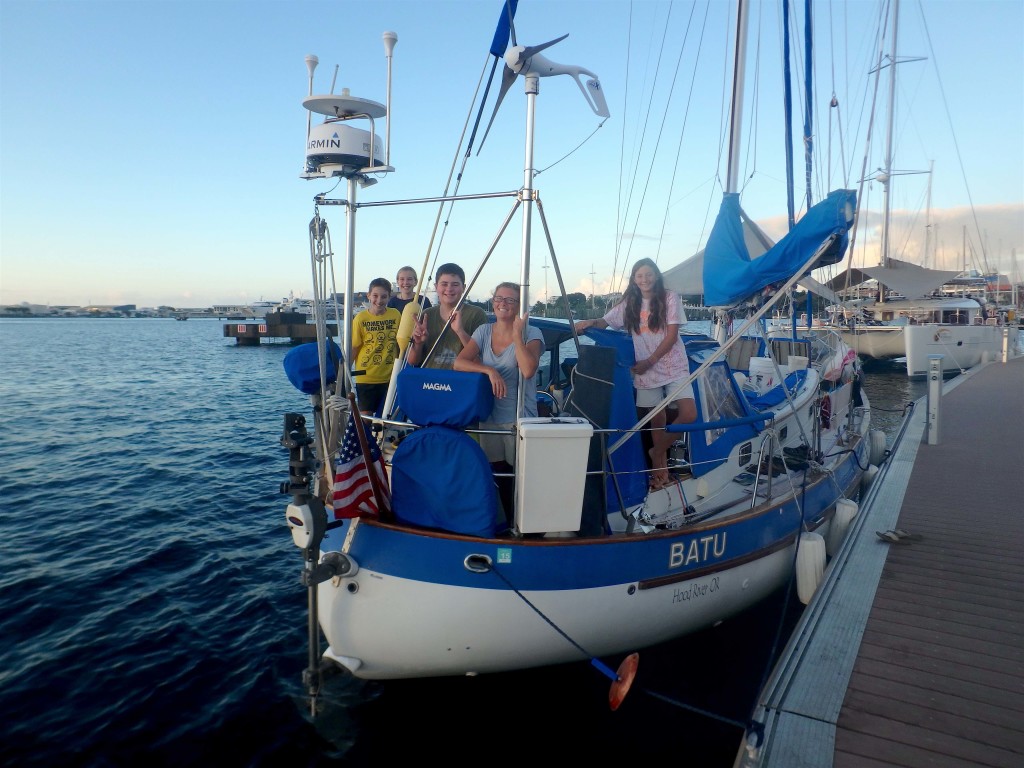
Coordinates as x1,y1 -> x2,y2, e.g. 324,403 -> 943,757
382,31 -> 397,167
304,55 -> 318,141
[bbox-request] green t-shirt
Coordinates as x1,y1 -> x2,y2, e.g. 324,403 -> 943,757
421,304 -> 487,369
352,307 -> 401,383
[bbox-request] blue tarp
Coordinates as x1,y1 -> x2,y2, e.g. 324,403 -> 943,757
703,189 -> 856,306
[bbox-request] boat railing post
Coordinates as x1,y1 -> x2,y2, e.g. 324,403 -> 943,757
1001,326 -> 1010,362
926,354 -> 942,445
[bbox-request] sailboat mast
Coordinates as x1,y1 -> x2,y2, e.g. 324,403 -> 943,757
880,0 -> 900,285
725,0 -> 751,194
924,159 -> 934,268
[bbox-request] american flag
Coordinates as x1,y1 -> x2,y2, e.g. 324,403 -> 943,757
332,410 -> 391,519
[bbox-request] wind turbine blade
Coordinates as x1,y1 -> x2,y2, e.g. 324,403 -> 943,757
477,64 -> 517,155
519,33 -> 569,63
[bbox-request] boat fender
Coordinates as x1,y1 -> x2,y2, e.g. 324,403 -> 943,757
825,499 -> 858,557
867,429 -> 887,466
796,532 -> 826,604
861,464 -> 879,492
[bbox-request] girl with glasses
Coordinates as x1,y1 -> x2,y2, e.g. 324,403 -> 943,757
455,283 -> 544,510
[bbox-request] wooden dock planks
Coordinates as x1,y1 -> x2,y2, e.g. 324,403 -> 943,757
746,356 -> 1024,768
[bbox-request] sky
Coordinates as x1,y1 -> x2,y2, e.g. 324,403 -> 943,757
2,0 -> 1022,309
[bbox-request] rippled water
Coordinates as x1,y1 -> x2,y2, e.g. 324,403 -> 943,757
0,318 -> 983,765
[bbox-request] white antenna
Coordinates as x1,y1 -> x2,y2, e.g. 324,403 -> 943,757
304,54 -> 318,141
382,31 -> 397,167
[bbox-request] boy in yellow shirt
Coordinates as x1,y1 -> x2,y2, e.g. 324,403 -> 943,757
352,278 -> 401,415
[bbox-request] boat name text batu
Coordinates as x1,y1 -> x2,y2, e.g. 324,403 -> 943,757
670,535 -> 728,569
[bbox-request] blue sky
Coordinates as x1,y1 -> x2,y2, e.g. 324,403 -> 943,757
2,0 -> 1022,309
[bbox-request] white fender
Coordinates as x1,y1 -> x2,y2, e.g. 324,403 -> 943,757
868,429 -> 887,466
825,499 -> 859,557
796,532 -> 826,605
861,464 -> 879,492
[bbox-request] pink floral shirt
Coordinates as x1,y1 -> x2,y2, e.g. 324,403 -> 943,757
602,290 -> 691,389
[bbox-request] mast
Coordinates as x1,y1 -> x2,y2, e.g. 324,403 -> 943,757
725,0 -> 751,194
878,0 -> 900,303
717,0 -> 750,344
924,159 -> 934,269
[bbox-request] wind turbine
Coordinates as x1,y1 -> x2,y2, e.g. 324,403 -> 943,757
477,17 -> 609,154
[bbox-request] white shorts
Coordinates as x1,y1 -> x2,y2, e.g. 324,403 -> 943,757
636,377 -> 695,408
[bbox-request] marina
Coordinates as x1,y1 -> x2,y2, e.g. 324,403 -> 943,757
1,0 -> 1021,765
1,320 -> 1020,765
739,354 -> 1024,767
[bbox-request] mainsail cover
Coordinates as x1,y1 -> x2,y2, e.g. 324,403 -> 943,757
702,189 -> 856,307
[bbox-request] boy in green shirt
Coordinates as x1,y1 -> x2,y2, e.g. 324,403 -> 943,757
407,263 -> 486,369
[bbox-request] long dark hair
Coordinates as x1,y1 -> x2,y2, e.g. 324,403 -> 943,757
621,258 -> 666,334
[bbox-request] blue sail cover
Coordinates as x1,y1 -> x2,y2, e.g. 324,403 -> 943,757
702,189 -> 856,307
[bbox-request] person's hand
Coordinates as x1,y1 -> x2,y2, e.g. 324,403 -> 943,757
450,309 -> 462,335
412,314 -> 427,343
573,319 -> 589,333
512,315 -> 525,336
487,368 -> 506,399
631,358 -> 654,375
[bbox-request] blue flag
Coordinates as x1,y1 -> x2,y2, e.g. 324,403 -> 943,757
490,0 -> 519,57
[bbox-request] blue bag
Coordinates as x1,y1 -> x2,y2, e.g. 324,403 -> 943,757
283,340 -> 343,394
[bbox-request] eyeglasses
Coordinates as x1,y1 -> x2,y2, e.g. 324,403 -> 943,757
492,296 -> 520,306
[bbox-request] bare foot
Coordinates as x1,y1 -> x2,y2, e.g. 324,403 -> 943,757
648,446 -> 670,488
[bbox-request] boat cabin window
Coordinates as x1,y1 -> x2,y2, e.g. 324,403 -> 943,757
696,362 -> 746,445
739,442 -> 752,466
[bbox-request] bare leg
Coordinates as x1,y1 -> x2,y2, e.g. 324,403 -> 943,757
652,399 -> 697,484
648,408 -> 671,487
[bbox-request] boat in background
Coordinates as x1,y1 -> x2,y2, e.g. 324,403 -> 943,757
819,0 -> 1010,377
278,1 -> 884,706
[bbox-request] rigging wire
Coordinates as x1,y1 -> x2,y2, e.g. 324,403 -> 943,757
913,0 -> 989,272
613,1 -> 675,294
652,1 -> 713,266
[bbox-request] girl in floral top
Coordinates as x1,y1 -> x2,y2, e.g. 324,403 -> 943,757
574,258 -> 696,489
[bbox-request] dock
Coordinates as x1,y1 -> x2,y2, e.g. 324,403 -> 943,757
223,311 -> 337,345
738,355 -> 1024,768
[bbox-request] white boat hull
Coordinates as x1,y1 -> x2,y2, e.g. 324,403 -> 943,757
839,322 -> 1006,375
903,323 -> 1005,376
837,326 -> 906,359
320,544 -> 796,679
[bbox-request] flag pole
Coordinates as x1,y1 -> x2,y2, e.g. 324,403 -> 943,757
346,393 -> 392,521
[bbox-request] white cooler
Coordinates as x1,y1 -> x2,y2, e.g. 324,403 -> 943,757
514,416 -> 594,534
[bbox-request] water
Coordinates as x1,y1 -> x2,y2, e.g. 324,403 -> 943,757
0,318 -> 983,765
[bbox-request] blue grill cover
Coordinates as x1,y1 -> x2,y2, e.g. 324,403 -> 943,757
397,367 -> 493,428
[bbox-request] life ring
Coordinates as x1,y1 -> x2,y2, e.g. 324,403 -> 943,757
819,394 -> 832,429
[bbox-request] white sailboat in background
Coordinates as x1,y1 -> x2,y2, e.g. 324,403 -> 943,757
827,0 -> 1008,377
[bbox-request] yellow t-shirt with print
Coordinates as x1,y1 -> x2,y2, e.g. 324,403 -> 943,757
352,308 -> 401,384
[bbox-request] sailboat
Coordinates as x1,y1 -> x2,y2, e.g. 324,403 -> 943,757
825,0 -> 1008,377
279,1 -> 883,703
